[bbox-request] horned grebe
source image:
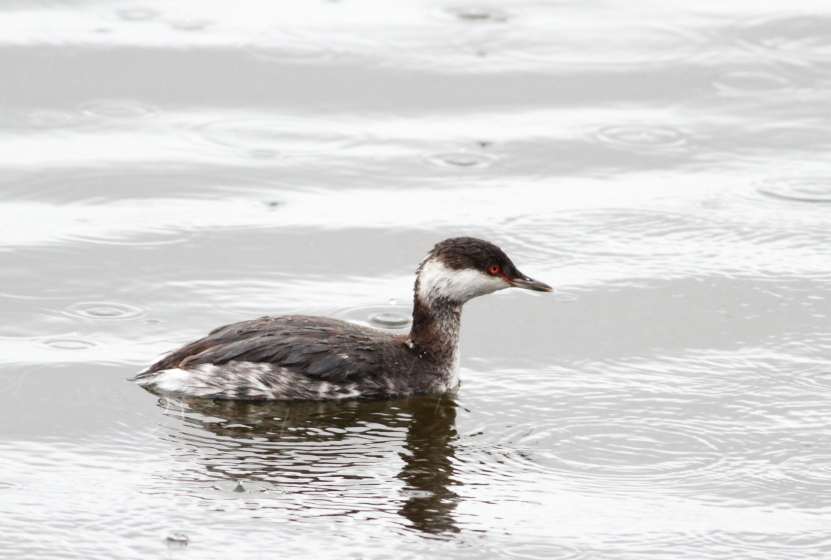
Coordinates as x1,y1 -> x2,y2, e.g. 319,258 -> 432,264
132,237 -> 552,400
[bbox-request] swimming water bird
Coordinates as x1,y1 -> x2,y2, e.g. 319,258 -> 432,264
132,237 -> 553,400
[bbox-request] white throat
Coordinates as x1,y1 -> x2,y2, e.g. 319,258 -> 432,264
416,259 -> 509,304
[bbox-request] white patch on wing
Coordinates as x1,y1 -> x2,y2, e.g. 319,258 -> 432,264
135,364 -> 222,397
417,259 -> 509,303
133,362 -> 362,401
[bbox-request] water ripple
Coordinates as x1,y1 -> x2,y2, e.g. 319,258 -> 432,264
758,178 -> 831,203
331,305 -> 412,331
543,423 -> 721,476
737,15 -> 831,55
27,111 -> 76,128
369,312 -> 411,329
594,125 -> 688,149
423,151 -> 499,168
197,118 -> 353,155
65,302 -> 145,321
39,338 -> 100,351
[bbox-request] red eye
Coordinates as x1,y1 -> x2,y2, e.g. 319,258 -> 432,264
488,264 -> 501,275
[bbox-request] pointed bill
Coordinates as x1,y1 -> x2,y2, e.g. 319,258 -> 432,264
510,275 -> 554,292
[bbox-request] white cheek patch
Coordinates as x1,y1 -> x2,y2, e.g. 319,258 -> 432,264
417,260 -> 509,303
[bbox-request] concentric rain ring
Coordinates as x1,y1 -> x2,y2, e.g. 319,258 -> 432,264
594,125 -> 687,149
66,302 -> 145,321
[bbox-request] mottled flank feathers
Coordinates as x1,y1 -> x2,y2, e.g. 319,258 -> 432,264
133,315 -> 458,400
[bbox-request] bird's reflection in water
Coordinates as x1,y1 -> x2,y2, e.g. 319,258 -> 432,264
160,394 -> 460,534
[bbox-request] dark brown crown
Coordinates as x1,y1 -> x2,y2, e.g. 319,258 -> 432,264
420,237 -> 521,279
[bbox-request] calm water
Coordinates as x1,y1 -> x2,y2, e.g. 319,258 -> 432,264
2,0 -> 831,558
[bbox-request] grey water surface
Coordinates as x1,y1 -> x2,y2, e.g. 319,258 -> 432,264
2,0 -> 831,558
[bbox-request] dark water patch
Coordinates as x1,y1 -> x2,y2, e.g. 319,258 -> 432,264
66,302 -> 145,321
400,489 -> 434,498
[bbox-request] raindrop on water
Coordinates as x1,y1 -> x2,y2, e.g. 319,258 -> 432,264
595,125 -> 686,149
424,152 -> 499,168
41,338 -> 98,351
199,118 -> 346,154
370,313 -> 411,328
66,302 -> 145,321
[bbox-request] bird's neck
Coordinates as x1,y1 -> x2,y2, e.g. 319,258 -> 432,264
408,294 -> 463,359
